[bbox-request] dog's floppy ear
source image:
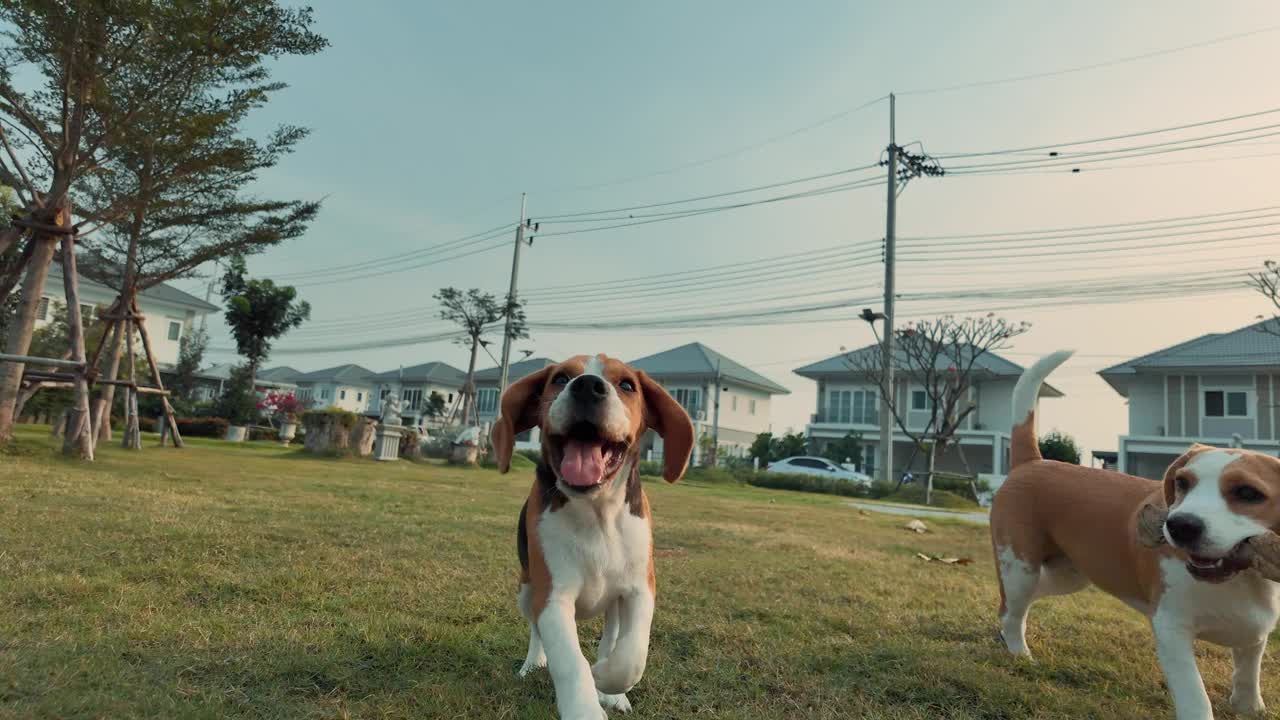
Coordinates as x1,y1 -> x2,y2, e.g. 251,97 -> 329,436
490,366 -> 553,473
637,370 -> 695,483
1163,443 -> 1212,506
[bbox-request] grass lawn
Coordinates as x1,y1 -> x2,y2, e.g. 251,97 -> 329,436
0,425 -> 1265,719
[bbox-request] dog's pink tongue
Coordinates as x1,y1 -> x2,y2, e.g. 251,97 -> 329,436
561,440 -> 606,487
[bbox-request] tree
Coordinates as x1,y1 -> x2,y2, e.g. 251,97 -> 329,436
1039,430 -> 1081,465
749,432 -> 775,466
0,0 -> 327,443
424,390 -> 448,419
170,325 -> 209,404
435,287 -> 527,424
820,431 -> 865,469
1251,261 -> 1280,335
772,432 -> 807,460
849,314 -> 1030,505
220,255 -> 309,390
214,364 -> 258,427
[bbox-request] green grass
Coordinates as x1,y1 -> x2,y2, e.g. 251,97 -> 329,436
0,424 -> 1265,719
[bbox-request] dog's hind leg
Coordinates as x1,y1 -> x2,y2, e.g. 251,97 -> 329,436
517,583 -> 547,677
995,544 -> 1041,658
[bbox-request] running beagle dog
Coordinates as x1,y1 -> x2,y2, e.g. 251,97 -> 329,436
490,354 -> 695,719
992,350 -> 1280,720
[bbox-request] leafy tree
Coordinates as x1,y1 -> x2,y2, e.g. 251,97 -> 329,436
1039,430 -> 1082,465
849,314 -> 1030,504
221,255 -> 309,390
772,432 -> 808,460
0,0 -> 327,443
424,390 -> 448,419
748,432 -> 775,466
820,431 -> 865,469
435,287 -> 527,424
170,325 -> 209,403
214,364 -> 258,426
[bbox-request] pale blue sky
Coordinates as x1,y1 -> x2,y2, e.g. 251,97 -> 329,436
187,1 -> 1280,456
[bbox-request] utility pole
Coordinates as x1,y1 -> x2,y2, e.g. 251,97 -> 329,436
710,358 -> 722,467
498,193 -> 530,395
880,93 -> 897,486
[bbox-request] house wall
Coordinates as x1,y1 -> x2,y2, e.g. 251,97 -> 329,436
369,381 -> 461,416
35,289 -> 196,367
296,382 -> 369,413
713,382 -> 772,436
1127,376 -> 1165,436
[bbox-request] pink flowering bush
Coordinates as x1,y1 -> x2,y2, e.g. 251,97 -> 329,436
257,391 -> 306,422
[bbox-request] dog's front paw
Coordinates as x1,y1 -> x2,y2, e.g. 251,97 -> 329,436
1229,690 -> 1266,716
517,653 -> 546,677
598,690 -> 632,714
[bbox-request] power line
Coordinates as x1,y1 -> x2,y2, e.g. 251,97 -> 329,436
539,95 -> 888,194
900,220 -> 1280,256
900,228 -> 1280,262
271,222 -> 515,281
902,203 -> 1280,242
898,24 -> 1280,97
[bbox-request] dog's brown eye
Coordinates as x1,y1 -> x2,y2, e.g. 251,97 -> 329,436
552,373 -> 569,386
1176,476 -> 1191,493
1233,485 -> 1266,504
618,379 -> 636,392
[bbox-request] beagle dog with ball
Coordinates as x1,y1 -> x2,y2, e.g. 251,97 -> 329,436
490,353 -> 695,719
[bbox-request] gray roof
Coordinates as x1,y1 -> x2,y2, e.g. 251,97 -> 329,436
369,361 -> 467,385
258,366 -> 302,382
629,342 -> 790,395
1099,318 -> 1280,395
196,363 -> 296,388
291,363 -> 375,384
475,357 -> 556,384
47,265 -> 218,313
795,343 -> 1063,397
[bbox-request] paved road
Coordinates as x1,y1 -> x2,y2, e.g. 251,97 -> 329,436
849,501 -> 989,525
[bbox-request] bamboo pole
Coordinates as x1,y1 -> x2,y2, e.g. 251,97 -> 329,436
131,299 -> 183,448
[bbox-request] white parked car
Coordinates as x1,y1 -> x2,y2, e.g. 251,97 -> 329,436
767,456 -> 871,483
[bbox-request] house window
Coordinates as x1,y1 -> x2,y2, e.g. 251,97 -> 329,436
36,296 -> 50,321
732,396 -> 738,412
749,399 -> 757,416
167,320 -> 182,342
672,388 -> 701,417
357,392 -> 363,402
854,390 -> 876,424
321,388 -> 330,400
448,393 -> 454,403
402,388 -> 423,409
1205,390 -> 1249,418
829,390 -> 877,424
477,387 -> 499,414
380,388 -> 390,400
298,388 -> 313,401
339,389 -> 347,400
80,303 -> 95,320
911,390 -> 932,411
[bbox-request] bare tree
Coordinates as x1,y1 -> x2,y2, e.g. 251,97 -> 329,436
435,288 -> 527,425
1251,261 -> 1280,335
847,314 -> 1030,505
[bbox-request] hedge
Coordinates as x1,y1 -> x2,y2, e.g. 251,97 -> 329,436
149,417 -> 229,438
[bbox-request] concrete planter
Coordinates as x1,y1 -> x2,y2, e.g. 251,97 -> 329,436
226,425 -> 248,442
279,421 -> 298,446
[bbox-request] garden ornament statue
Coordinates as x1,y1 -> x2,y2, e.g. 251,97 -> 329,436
381,393 -> 402,427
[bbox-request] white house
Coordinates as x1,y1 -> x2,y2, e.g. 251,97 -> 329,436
367,361 -> 466,427
629,342 -> 790,462
39,266 -> 218,367
189,364 -> 299,403
291,364 -> 375,413
794,344 -> 1064,479
1099,318 -> 1280,480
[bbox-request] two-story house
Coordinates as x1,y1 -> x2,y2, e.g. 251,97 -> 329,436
40,265 -> 218,367
291,364 -> 375,413
629,342 -> 790,462
188,364 -> 300,403
1099,318 -> 1280,479
367,361 -> 466,428
795,344 -> 1063,478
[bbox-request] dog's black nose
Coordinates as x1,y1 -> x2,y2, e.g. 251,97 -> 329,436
1166,514 -> 1205,546
571,375 -> 608,403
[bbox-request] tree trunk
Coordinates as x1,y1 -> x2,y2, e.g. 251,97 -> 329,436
93,319 -> 125,442
926,444 -> 937,506
460,336 -> 480,425
0,234 -> 58,442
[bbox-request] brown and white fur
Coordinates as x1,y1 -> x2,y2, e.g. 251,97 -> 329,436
991,350 -> 1280,719
490,354 -> 695,719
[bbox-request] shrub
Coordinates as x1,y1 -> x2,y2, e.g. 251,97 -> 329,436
154,417 -> 230,438
300,408 -> 359,429
883,486 -> 979,509
637,460 -> 664,478
744,471 -> 874,498
1039,430 -> 1082,465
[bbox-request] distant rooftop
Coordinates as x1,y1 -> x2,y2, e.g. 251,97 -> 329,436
1099,318 -> 1280,396
795,343 -> 1063,397
369,361 -> 467,386
291,364 -> 375,384
629,342 -> 790,395
48,265 -> 218,313
474,357 -> 556,384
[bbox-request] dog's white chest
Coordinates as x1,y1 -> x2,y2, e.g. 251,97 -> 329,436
538,502 -> 652,619
1158,558 -> 1280,647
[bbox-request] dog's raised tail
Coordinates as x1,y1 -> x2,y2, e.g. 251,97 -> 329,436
1010,350 -> 1074,469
